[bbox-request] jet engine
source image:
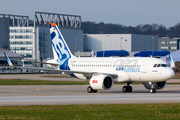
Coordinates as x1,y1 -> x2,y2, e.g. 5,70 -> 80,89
89,75 -> 113,90
142,81 -> 166,90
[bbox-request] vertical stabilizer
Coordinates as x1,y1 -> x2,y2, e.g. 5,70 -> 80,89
49,23 -> 75,70
49,23 -> 75,62
4,53 -> 14,67
169,54 -> 175,68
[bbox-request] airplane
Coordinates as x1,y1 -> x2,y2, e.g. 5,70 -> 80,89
4,23 -> 175,93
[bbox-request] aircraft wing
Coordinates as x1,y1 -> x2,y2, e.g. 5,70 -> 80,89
4,53 -> 118,77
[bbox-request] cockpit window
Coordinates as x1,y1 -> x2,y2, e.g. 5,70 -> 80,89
153,64 -> 157,67
154,63 -> 169,68
161,64 -> 167,67
157,64 -> 161,67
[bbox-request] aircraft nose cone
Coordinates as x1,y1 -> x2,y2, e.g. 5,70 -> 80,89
166,68 -> 175,79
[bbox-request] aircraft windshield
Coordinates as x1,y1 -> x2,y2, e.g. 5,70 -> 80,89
153,64 -> 169,68
161,64 -> 167,67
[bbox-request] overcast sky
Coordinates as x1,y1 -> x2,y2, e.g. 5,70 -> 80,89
0,0 -> 179,28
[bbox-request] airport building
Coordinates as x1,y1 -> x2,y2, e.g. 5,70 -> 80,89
0,12 -> 83,62
84,34 -> 158,52
158,37 -> 180,52
9,26 -> 34,59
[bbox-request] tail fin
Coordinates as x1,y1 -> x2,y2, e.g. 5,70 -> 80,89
4,53 -> 14,67
169,54 -> 175,68
49,23 -> 75,64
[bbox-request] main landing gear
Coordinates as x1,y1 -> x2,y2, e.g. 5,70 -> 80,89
87,86 -> 97,93
122,82 -> 132,93
149,82 -> 156,93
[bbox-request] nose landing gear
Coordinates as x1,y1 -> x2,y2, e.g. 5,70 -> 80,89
149,82 -> 156,93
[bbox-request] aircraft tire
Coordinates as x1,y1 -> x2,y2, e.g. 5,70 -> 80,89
127,86 -> 132,92
122,86 -> 128,92
93,90 -> 98,93
87,86 -> 93,93
150,88 -> 156,93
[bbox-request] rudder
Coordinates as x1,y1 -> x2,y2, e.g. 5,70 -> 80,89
49,23 -> 75,65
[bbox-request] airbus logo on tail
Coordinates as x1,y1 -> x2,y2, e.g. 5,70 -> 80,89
50,25 -> 70,65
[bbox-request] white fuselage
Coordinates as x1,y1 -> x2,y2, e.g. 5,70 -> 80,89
64,57 -> 174,83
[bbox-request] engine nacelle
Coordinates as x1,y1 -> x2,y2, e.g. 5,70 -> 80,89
142,81 -> 166,90
89,75 -> 113,90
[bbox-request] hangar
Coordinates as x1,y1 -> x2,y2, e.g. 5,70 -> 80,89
84,34 -> 158,52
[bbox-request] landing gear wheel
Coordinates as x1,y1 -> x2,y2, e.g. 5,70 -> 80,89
127,86 -> 132,92
87,86 -> 93,93
93,90 -> 98,93
150,88 -> 156,93
122,86 -> 128,92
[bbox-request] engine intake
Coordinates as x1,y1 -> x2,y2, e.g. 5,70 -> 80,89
142,81 -> 166,90
90,75 -> 113,90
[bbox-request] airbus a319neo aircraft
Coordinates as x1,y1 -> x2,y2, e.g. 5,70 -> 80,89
5,23 -> 175,93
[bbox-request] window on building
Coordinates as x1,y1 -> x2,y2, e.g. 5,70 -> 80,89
26,41 -> 32,44
161,41 -> 165,44
10,35 -> 32,39
26,29 -> 32,33
9,41 -> 33,45
171,46 -> 177,50
20,41 -> 26,44
10,47 -> 16,50
16,47 -> 21,50
10,36 -> 15,39
160,46 -> 168,50
21,47 -> 27,50
169,41 -> 177,44
10,29 -> 33,33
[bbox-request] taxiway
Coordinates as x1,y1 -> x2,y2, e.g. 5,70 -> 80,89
0,84 -> 180,106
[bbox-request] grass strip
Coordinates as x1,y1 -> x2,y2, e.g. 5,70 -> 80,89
0,79 -> 179,85
0,103 -> 180,120
0,79 -> 88,85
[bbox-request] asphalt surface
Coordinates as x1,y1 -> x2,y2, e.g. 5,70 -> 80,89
0,74 -> 180,106
0,84 -> 180,106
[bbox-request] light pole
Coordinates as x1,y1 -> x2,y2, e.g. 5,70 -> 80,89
152,37 -> 154,57
75,38 -> 76,53
125,39 -> 127,51
121,37 -> 123,50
